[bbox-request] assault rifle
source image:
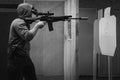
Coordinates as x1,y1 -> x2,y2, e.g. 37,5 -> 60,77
25,10 -> 88,31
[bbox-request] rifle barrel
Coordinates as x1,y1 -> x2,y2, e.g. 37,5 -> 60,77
37,12 -> 54,15
70,17 -> 88,20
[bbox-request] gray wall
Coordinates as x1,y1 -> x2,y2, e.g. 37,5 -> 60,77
0,12 -> 18,80
0,0 -> 22,79
76,8 -> 97,75
0,0 -> 22,4
26,1 -> 64,76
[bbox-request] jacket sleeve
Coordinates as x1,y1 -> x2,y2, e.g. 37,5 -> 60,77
14,21 -> 34,41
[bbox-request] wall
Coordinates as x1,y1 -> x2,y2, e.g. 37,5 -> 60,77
0,0 -> 23,79
0,11 -> 18,80
25,1 -> 64,76
76,8 -> 97,75
0,0 -> 22,4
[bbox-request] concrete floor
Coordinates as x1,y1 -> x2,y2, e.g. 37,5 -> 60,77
37,75 -> 64,80
36,75 -> 120,80
79,76 -> 120,80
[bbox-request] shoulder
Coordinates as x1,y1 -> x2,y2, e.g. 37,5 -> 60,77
11,18 -> 26,27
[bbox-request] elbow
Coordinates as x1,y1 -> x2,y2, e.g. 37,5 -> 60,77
24,32 -> 34,41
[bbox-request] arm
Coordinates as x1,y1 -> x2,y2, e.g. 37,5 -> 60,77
28,21 -> 45,39
15,20 -> 45,41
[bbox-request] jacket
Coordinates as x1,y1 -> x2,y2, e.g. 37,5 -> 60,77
8,3 -> 33,57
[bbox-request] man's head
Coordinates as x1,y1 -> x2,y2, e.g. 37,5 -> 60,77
17,3 -> 33,18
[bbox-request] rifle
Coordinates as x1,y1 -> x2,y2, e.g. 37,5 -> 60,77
25,14 -> 72,31
25,10 -> 88,31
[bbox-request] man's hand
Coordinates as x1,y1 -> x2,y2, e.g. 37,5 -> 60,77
35,21 -> 46,29
28,21 -> 46,40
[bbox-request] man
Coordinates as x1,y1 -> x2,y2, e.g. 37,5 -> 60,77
7,3 -> 45,80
